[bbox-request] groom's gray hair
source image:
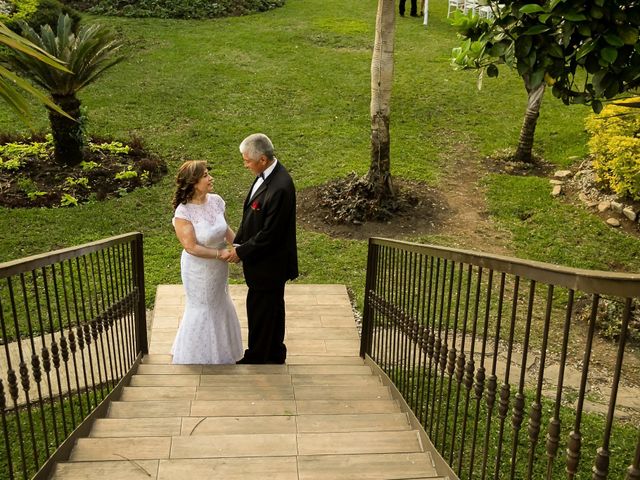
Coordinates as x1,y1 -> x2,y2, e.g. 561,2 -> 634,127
239,133 -> 275,162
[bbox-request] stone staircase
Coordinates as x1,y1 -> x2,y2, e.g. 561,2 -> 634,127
48,284 -> 451,479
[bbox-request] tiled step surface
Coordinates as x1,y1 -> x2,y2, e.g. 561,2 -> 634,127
49,285 -> 449,480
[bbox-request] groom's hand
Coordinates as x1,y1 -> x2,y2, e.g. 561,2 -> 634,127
227,247 -> 241,264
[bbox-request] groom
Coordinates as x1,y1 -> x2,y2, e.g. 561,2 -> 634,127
228,133 -> 298,364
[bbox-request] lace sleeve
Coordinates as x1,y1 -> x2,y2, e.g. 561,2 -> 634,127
173,203 -> 190,224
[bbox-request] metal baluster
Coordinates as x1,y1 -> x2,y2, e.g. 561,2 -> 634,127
7,277 -> 39,474
441,262 -> 463,454
399,249 -> 410,398
424,257 -> 439,427
87,252 -> 106,398
592,297 -> 632,480
82,254 -> 105,405
458,266 -> 483,475
98,249 -> 117,389
526,284 -> 554,478
51,265 -> 76,430
0,378 -> 13,479
627,429 -> 640,479
429,258 -> 447,438
494,275 -> 520,480
481,272 -> 506,480
98,249 -> 119,390
545,289 -> 574,479
0,286 -> 27,479
65,260 -> 85,417
434,260 -> 454,446
102,249 -> 126,385
77,257 -> 96,406
469,269 -> 493,479
20,272 -> 49,466
509,280 -> 536,479
415,254 -> 429,426
407,252 -> 421,412
42,266 -> 69,438
109,245 -> 127,377
566,294 -> 600,479
449,264 -> 473,466
80,255 -> 100,405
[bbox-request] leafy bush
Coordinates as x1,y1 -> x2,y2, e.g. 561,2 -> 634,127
66,0 -> 284,19
585,101 -> 640,200
0,0 -> 81,31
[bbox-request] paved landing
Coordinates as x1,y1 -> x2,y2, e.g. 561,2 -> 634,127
50,284 -> 450,480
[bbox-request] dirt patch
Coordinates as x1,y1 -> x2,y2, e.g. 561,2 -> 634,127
298,177 -> 448,241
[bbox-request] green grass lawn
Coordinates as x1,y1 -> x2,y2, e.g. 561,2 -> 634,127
1,0 -> 639,312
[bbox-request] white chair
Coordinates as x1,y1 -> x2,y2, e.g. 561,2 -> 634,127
447,0 -> 465,17
478,5 -> 494,18
463,0 -> 479,15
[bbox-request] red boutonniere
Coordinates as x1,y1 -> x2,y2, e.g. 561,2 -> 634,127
251,200 -> 261,211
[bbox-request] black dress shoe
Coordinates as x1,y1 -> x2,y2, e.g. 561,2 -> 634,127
410,13 -> 419,17
235,357 -> 250,364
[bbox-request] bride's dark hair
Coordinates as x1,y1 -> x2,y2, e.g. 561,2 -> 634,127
172,160 -> 208,210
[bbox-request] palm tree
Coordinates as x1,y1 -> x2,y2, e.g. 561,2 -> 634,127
367,0 -> 396,202
0,20 -> 71,124
10,14 -> 123,166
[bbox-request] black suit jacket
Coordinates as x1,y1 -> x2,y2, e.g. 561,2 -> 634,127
234,161 -> 298,289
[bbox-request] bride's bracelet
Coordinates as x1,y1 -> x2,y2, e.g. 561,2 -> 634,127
215,249 -> 219,259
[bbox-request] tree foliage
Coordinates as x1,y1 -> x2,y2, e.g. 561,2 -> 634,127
452,0 -> 640,113
0,20 -> 70,124
10,14 -> 123,165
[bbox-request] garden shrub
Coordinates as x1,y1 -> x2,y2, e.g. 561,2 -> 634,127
0,0 -> 81,31
66,0 -> 284,19
585,100 -> 640,201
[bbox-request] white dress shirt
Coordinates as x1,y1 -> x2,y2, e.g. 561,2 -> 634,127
250,158 -> 278,200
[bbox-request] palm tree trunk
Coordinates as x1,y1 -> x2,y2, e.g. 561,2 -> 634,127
367,0 -> 396,200
49,94 -> 83,166
514,81 -> 545,163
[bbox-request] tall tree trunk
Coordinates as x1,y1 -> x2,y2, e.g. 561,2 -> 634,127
514,80 -> 545,163
367,0 -> 396,200
49,94 -> 83,166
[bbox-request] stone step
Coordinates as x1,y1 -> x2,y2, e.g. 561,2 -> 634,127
190,400 -> 297,417
296,413 -> 411,433
140,354 -> 366,366
291,374 -> 380,386
297,431 -> 423,456
69,436 -> 171,461
91,413 -> 412,437
50,460 -> 160,479
293,385 -> 391,400
297,452 -> 440,480
157,457 -> 298,480
287,365 -> 372,375
73,430 -> 423,462
285,355 -> 364,365
119,386 -> 197,401
296,399 -> 400,415
90,417 -> 182,437
195,385 -> 295,401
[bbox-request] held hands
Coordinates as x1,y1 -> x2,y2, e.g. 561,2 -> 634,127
215,244 -> 240,263
217,249 -> 232,262
226,247 -> 241,264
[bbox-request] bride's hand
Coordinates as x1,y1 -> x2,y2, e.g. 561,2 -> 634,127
218,249 -> 231,261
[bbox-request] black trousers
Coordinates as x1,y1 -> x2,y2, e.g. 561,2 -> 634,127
399,0 -> 418,15
243,284 -> 287,364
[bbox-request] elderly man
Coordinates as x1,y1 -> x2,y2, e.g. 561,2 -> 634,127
228,133 -> 298,364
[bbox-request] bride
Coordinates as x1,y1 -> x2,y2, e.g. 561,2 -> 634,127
170,160 -> 243,364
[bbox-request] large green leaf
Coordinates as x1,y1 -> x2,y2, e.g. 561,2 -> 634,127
600,47 -> 618,64
520,4 -> 546,14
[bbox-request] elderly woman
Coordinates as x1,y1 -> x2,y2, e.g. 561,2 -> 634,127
170,160 -> 243,364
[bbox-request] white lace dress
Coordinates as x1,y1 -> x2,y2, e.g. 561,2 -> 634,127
171,193 -> 243,364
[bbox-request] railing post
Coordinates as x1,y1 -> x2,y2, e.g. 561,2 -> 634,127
360,239 -> 378,358
132,233 -> 148,355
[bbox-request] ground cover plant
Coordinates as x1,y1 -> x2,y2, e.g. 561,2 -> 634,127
64,0 -> 285,19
